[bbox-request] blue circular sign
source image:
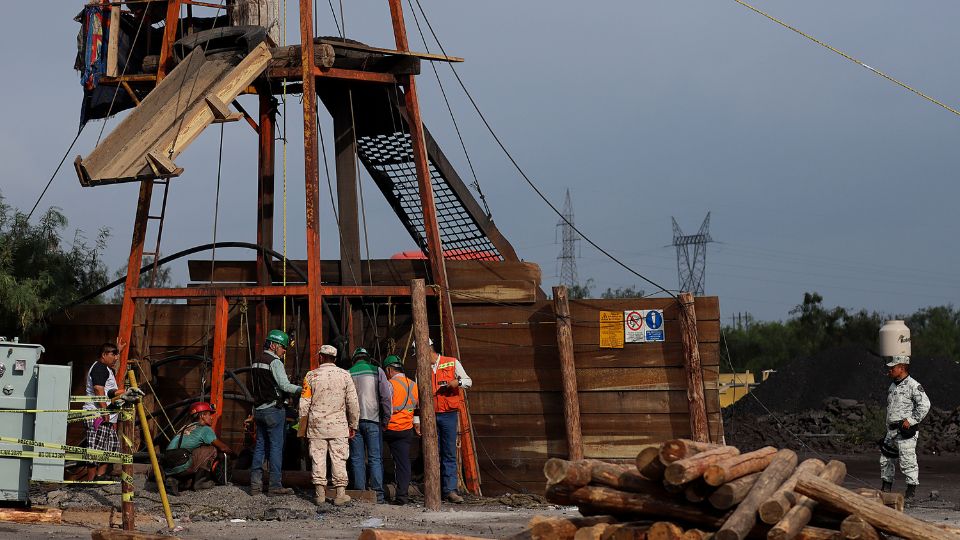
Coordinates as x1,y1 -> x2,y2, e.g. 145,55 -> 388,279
645,310 -> 663,330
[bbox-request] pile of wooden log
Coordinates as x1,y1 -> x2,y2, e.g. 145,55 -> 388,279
528,439 -> 960,540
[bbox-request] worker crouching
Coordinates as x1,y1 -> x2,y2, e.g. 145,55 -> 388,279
161,402 -> 235,496
300,344 -> 360,506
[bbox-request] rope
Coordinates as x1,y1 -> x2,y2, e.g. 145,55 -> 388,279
281,0 -> 289,335
731,0 -> 960,118
26,128 -> 85,221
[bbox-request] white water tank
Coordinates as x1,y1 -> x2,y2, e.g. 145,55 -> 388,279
878,320 -> 911,358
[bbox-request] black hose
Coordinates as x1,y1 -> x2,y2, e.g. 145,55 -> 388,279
60,241 -> 343,338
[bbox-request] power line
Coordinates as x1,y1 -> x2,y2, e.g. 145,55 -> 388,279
410,0 -> 675,299
731,0 -> 960,119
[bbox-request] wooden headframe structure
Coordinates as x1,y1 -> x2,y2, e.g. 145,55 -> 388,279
73,0 -> 527,496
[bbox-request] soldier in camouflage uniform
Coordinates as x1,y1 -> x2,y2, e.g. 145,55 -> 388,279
881,357 -> 930,499
300,344 -> 360,506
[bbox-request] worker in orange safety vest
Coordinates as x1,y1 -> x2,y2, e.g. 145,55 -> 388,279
381,355 -> 418,505
412,339 -> 472,504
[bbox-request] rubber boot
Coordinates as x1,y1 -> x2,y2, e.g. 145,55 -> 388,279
905,484 -> 917,500
314,485 -> 326,506
880,481 -> 893,493
333,486 -> 351,506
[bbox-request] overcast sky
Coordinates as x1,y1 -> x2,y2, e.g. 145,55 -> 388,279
2,1 -> 960,322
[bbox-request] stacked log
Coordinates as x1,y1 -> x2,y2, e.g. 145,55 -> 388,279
535,439 -> 959,540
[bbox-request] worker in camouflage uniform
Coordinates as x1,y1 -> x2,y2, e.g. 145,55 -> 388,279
881,356 -> 930,500
300,344 -> 360,506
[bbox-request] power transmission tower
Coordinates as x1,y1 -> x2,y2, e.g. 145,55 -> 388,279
671,212 -> 714,296
556,189 -> 580,289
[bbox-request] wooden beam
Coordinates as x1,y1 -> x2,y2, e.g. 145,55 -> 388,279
678,292 -> 709,442
553,285 -> 583,461
210,295 -> 228,431
320,38 -> 464,62
106,6 -> 120,77
299,0 -> 323,368
794,474 -> 956,540
256,90 -> 276,349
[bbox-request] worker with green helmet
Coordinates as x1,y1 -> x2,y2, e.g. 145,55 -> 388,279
249,329 -> 301,496
347,347 -> 393,503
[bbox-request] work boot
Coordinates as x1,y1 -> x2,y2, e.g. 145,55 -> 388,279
268,486 -> 295,496
248,483 -> 262,496
880,481 -> 893,493
445,491 -> 464,504
314,485 -> 326,506
193,471 -> 215,491
163,477 -> 180,497
905,484 -> 917,500
333,486 -> 351,506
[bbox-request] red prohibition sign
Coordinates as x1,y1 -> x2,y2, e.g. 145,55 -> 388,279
625,311 -> 643,331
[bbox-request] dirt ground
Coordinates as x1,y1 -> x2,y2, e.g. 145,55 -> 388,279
4,455 -> 959,539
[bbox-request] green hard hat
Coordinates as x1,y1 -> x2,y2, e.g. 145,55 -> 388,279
382,355 -> 403,369
352,347 -> 371,362
266,329 -> 291,348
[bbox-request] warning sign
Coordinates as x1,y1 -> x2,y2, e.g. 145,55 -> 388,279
622,309 -> 666,343
624,310 -> 644,343
599,311 -> 624,349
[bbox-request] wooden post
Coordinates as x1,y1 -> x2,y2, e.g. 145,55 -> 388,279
677,292 -> 709,443
768,460 -> 846,540
157,0 -> 182,80
210,295 -> 228,432
106,6 -> 120,77
412,279 -> 441,511
299,0 -> 323,367
552,286 -> 583,461
334,95 -> 362,354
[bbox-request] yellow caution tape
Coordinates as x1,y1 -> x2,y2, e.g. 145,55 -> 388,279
120,472 -> 134,485
0,448 -> 127,464
121,492 -> 134,502
0,435 -> 131,463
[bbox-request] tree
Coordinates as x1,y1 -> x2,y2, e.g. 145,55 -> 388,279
567,278 -> 595,299
0,192 -> 110,336
601,285 -> 645,299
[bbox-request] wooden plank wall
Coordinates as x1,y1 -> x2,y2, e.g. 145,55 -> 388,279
39,289 -> 721,496
455,296 -> 722,495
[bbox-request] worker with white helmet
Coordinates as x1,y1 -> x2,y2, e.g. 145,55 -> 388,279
878,321 -> 930,500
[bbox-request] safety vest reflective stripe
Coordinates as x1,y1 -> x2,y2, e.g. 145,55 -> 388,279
392,379 -> 416,412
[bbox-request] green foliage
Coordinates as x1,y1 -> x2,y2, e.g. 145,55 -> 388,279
567,278 -> 595,299
108,256 -> 175,304
601,285 -> 645,299
906,306 -> 960,359
722,291 -> 960,373
0,193 -> 109,335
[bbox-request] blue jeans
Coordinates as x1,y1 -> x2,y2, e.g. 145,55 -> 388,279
250,405 -> 286,489
437,411 -> 459,495
348,419 -> 384,501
